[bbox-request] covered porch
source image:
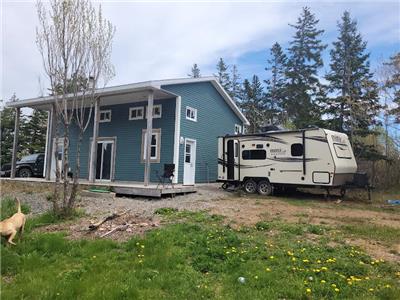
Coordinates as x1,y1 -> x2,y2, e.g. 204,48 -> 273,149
5,81 -> 185,191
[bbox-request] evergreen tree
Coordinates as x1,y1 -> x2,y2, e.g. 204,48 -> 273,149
264,42 -> 287,124
0,106 -> 17,163
383,53 -> 400,123
188,63 -> 201,78
229,64 -> 242,104
240,75 -> 265,133
215,58 -> 231,92
285,7 -> 327,128
324,11 -> 382,157
24,109 -> 48,154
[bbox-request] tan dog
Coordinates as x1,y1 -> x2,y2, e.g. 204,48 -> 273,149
0,199 -> 26,245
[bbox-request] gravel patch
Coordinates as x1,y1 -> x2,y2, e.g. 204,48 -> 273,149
1,183 -> 232,218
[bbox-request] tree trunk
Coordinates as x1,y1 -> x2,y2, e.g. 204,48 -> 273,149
62,123 -> 70,216
68,128 -> 83,209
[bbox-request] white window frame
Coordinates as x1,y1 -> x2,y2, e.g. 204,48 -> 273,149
186,106 -> 197,122
141,129 -> 161,163
99,110 -> 111,123
129,106 -> 144,120
234,124 -> 242,135
145,104 -> 162,119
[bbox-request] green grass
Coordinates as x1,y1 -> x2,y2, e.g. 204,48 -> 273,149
1,208 -> 399,300
1,197 -> 31,219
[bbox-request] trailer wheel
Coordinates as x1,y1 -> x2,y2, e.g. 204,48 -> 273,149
243,179 -> 257,194
257,180 -> 273,196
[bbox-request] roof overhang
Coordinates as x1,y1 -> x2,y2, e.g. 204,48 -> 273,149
5,76 -> 249,125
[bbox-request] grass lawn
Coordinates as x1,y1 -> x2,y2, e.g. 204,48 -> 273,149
1,201 -> 399,299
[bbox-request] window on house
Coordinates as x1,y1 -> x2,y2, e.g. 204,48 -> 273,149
242,150 -> 266,160
142,129 -> 161,162
145,105 -> 162,119
186,106 -> 197,122
129,107 -> 144,120
99,110 -> 111,123
235,124 -> 242,134
291,143 -> 303,157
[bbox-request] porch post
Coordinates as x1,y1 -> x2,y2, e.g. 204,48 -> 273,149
172,96 -> 181,184
144,90 -> 154,186
45,104 -> 56,180
10,107 -> 20,178
89,98 -> 100,182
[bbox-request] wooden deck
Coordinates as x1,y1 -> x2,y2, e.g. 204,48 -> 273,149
1,177 -> 197,198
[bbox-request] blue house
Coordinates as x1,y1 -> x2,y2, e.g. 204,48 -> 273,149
7,77 -> 249,186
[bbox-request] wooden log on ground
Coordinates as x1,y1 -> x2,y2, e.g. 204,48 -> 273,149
88,209 -> 131,231
100,224 -> 130,238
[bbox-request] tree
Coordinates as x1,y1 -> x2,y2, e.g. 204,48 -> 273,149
285,7 -> 327,128
23,109 -> 48,155
264,42 -> 287,124
324,11 -> 382,158
36,0 -> 115,216
215,58 -> 231,92
383,53 -> 400,123
240,75 -> 265,133
229,65 -> 241,104
188,63 -> 201,78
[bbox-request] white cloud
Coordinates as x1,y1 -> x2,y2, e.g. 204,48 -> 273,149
1,0 -> 399,102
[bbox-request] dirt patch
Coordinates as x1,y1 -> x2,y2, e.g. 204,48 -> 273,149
205,197 -> 400,229
344,238 -> 400,263
35,213 -> 161,241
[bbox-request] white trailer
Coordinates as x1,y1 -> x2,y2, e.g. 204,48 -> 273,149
217,127 -> 363,196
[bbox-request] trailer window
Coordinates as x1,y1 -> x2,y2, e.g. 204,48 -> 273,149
291,143 -> 303,157
242,150 -> 266,160
333,143 -> 352,159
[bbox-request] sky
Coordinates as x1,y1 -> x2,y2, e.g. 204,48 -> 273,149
1,0 -> 399,104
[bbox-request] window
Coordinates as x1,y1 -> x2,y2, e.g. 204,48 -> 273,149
242,150 -> 266,160
141,129 -> 161,162
129,107 -> 144,120
99,110 -> 111,123
291,143 -> 303,157
145,105 -> 162,119
186,106 -> 197,121
235,124 -> 242,135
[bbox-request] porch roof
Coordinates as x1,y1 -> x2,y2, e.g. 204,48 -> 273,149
6,76 -> 249,125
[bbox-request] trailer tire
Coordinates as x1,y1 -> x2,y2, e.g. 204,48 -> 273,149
257,180 -> 273,196
243,179 -> 257,194
221,182 -> 229,190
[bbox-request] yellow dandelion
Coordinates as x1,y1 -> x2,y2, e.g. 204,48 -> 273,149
303,259 -> 309,263
368,288 -> 374,292
292,257 -> 297,262
306,288 -> 311,293
321,280 -> 326,284
385,284 -> 391,288
334,288 -> 340,292
287,250 -> 294,256
266,267 -> 271,272
270,256 -> 274,259
331,284 -> 337,288
321,267 -> 328,271
254,275 -> 258,279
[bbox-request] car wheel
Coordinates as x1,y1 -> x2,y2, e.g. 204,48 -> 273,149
257,180 -> 273,196
243,179 -> 257,194
18,168 -> 33,178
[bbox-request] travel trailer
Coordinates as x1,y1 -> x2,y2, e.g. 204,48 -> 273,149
217,127 -> 361,195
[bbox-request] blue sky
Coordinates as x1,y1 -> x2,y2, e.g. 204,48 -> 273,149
2,0 -> 399,106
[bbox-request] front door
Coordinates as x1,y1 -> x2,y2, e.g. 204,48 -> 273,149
96,140 -> 114,181
50,138 -> 65,180
183,139 -> 196,185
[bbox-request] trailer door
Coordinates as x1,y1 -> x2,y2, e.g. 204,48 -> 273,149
227,139 -> 239,181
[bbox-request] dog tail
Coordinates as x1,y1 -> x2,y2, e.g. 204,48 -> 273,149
16,198 -> 21,213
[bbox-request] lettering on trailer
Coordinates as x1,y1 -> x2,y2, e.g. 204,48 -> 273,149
270,148 -> 287,156
331,135 -> 345,144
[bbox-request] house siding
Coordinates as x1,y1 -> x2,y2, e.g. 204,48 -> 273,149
68,98 -> 176,182
162,82 -> 243,183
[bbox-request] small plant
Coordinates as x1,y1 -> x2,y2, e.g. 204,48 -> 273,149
255,221 -> 270,231
1,197 -> 30,219
154,207 -> 178,215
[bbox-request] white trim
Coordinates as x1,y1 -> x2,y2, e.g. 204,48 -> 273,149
173,96 -> 181,184
185,106 -> 197,122
141,128 -> 161,162
99,109 -> 111,123
129,106 -> 144,120
43,110 -> 50,177
145,104 -> 162,119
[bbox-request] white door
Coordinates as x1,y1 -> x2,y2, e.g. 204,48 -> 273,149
95,140 -> 114,181
183,139 -> 196,185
